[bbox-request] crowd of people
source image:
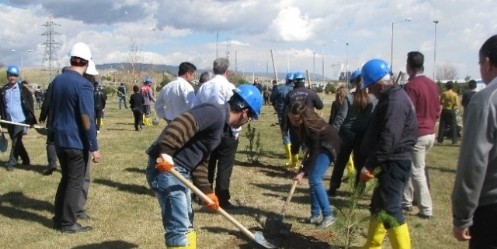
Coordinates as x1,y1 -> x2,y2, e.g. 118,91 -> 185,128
2,34 -> 497,248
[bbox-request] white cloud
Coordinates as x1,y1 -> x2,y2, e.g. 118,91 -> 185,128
266,7 -> 316,42
1,0 -> 497,80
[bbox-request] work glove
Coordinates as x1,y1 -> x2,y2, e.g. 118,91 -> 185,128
155,154 -> 174,172
205,193 -> 219,212
360,167 -> 374,182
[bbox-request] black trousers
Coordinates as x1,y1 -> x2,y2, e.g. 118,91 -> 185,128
78,153 -> 91,216
46,142 -> 58,170
370,160 -> 411,229
133,111 -> 143,130
7,123 -> 29,166
438,109 -> 457,144
207,132 -> 239,204
469,203 -> 497,249
54,148 -> 89,227
329,128 -> 368,190
46,129 -> 58,170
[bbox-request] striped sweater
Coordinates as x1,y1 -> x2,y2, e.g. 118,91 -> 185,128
151,103 -> 228,194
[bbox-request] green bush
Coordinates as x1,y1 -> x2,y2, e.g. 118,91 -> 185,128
325,83 -> 336,94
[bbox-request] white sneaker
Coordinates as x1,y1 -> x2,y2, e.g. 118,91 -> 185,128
317,215 -> 335,229
309,215 -> 322,224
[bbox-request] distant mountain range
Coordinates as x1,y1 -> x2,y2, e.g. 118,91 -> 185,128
96,63 -> 179,75
95,62 -> 330,81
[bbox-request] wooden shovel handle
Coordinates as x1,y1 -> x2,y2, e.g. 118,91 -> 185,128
280,180 -> 298,216
167,168 -> 256,240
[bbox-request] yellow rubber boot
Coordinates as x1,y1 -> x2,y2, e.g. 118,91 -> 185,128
168,231 -> 196,249
283,144 -> 292,167
291,154 -> 300,171
143,115 -> 151,126
389,223 -> 411,249
286,153 -> 299,170
362,218 -> 387,249
346,154 -> 356,177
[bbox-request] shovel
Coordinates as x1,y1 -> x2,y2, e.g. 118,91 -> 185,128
264,151 -> 309,235
264,179 -> 298,236
0,119 -> 48,136
157,161 -> 277,248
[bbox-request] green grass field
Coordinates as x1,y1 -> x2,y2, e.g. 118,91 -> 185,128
0,94 -> 467,249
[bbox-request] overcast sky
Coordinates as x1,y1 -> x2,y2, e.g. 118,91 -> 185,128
1,0 -> 496,80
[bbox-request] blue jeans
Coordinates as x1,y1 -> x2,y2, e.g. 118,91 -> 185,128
308,153 -> 333,217
118,97 -> 127,109
146,156 -> 193,246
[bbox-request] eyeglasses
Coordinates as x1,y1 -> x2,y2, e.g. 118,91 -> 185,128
7,73 -> 19,77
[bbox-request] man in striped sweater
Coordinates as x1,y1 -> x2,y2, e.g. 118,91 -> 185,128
145,84 -> 262,249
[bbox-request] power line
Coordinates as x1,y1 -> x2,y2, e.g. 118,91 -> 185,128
41,16 -> 61,82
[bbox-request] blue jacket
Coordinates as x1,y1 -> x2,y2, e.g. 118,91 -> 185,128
272,83 -> 293,115
49,69 -> 98,152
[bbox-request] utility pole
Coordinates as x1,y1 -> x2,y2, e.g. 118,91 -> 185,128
216,32 -> 219,58
41,16 -> 61,83
235,50 -> 238,74
226,35 -> 231,62
433,20 -> 439,81
322,54 -> 324,82
313,52 -> 316,78
345,42 -> 349,83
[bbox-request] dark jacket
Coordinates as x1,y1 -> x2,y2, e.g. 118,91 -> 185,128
94,88 -> 107,111
286,86 -> 324,111
117,85 -> 126,98
39,83 -> 54,142
361,85 -> 417,170
291,124 -> 341,173
328,100 -> 342,125
461,90 -> 476,110
332,93 -> 377,133
0,82 -> 37,126
39,83 -> 52,123
273,83 -> 293,115
269,84 -> 279,106
129,93 -> 144,113
283,86 -> 324,132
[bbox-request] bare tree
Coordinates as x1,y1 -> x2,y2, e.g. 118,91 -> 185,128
128,39 -> 143,84
436,63 -> 458,81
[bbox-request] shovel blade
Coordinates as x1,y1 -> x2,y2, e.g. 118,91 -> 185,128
254,231 -> 277,249
34,127 -> 47,136
264,215 -> 292,235
264,215 -> 283,232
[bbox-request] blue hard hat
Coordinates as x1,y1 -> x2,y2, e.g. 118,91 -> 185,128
349,69 -> 361,83
144,76 -> 152,83
233,84 -> 263,120
285,72 -> 295,83
361,59 -> 391,89
293,72 -> 305,80
6,65 -> 20,76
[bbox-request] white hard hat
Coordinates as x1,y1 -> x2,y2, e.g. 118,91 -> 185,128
86,60 -> 99,75
69,42 -> 92,61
